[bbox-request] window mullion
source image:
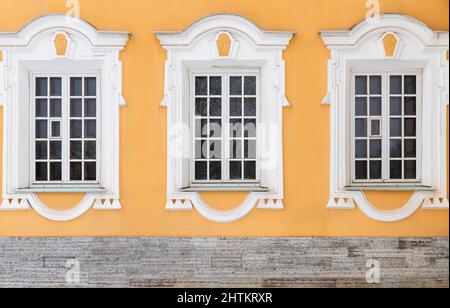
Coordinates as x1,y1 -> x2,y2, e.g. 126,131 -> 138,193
223,73 -> 229,181
382,73 -> 390,181
62,74 -> 70,182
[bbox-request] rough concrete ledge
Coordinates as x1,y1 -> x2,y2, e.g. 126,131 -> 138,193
0,237 -> 448,288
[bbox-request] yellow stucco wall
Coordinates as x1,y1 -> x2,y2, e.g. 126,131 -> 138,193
0,0 -> 448,236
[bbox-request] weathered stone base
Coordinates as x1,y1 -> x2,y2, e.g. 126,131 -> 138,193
0,237 -> 448,288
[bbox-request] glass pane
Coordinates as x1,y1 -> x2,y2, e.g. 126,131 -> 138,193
51,121 -> 61,138
195,161 -> 207,180
390,160 -> 402,179
370,139 -> 382,158
404,76 -> 416,95
85,99 -> 97,117
370,161 -> 382,180
355,140 -> 367,159
209,98 -> 222,117
36,120 -> 48,138
355,76 -> 367,95
230,77 -> 242,95
245,140 -> 256,159
404,97 -> 416,116
371,120 -> 381,136
195,140 -> 207,159
355,97 -> 367,116
404,139 -> 416,158
84,120 -> 96,138
390,119 -> 402,137
230,140 -> 242,159
195,77 -> 207,96
36,99 -> 48,117
70,99 -> 82,117
85,141 -> 96,159
84,162 -> 96,181
70,120 -> 82,138
209,161 -> 222,180
50,162 -> 62,181
230,161 -> 242,180
35,162 -> 48,181
370,76 -> 382,95
50,99 -> 62,117
36,78 -> 48,96
390,139 -> 402,158
195,119 -> 208,138
404,118 -> 416,137
50,78 -> 62,96
244,76 -> 257,95
390,76 -> 402,94
209,77 -> 221,96
230,98 -> 242,117
390,97 -> 402,116
50,141 -> 62,160
70,77 -> 82,96
370,97 -> 382,116
244,98 -> 256,117
70,162 -> 82,181
84,77 -> 97,96
195,98 -> 207,116
244,119 -> 256,138
404,160 -> 417,179
244,161 -> 256,180
209,119 -> 221,138
355,161 -> 368,180
70,141 -> 82,159
229,119 -> 242,138
209,140 -> 221,159
35,141 -> 48,160
355,119 -> 367,137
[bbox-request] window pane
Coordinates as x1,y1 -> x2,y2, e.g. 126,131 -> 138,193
244,161 -> 256,180
51,121 -> 61,138
70,99 -> 82,117
209,119 -> 221,138
230,140 -> 242,159
370,161 -> 382,180
390,119 -> 402,137
84,120 -> 96,138
370,76 -> 382,95
85,141 -> 96,160
50,162 -> 62,181
209,77 -> 221,96
404,97 -> 416,116
390,97 -> 402,116
35,141 -> 48,160
404,118 -> 416,137
390,160 -> 402,179
70,141 -> 82,159
355,140 -> 367,159
70,77 -> 82,96
390,76 -> 402,94
84,162 -> 96,181
84,77 -> 97,96
390,139 -> 402,158
370,140 -> 382,158
229,119 -> 242,138
355,76 -> 367,95
404,160 -> 417,179
195,98 -> 207,116
209,161 -> 222,180
355,97 -> 367,116
36,99 -> 48,117
50,141 -> 62,160
230,77 -> 242,95
70,162 -> 82,181
244,119 -> 256,138
244,76 -> 257,95
209,98 -> 222,117
195,77 -> 207,96
70,120 -> 82,138
50,99 -> 62,117
36,78 -> 48,96
230,98 -> 242,116
370,119 -> 381,136
355,161 -> 368,180
85,99 -> 97,117
209,141 -> 221,159
195,162 -> 207,180
195,140 -> 207,159
35,162 -> 48,181
50,78 -> 62,96
36,120 -> 48,138
245,140 -> 256,159
244,98 -> 256,117
230,161 -> 242,180
404,139 -> 416,158
355,119 -> 367,137
404,76 -> 416,95
370,97 -> 382,116
195,119 -> 208,138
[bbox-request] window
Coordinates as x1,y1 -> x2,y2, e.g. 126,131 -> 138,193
32,74 -> 99,185
192,73 -> 258,184
352,72 -> 420,185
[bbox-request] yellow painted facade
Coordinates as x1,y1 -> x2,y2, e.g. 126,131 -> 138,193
0,0 -> 448,236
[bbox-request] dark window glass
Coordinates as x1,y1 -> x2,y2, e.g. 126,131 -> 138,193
230,140 -> 242,159
404,139 -> 416,158
209,98 -> 222,117
36,99 -> 48,117
50,99 -> 62,117
370,97 -> 382,116
371,120 -> 381,136
70,162 -> 82,181
355,97 -> 367,116
230,77 -> 242,96
390,160 -> 402,179
195,161 -> 208,180
370,76 -> 382,95
355,140 -> 367,159
70,99 -> 82,117
404,160 -> 417,179
230,161 -> 242,180
195,77 -> 207,96
370,140 -> 382,158
230,98 -> 242,116
84,120 -> 96,138
404,97 -> 416,116
404,76 -> 416,95
70,120 -> 82,138
36,78 -> 48,96
35,141 -> 48,160
390,139 -> 402,158
36,120 -> 48,138
355,119 -> 367,137
50,78 -> 62,96
50,162 -> 62,181
85,99 -> 97,117
390,119 -> 402,137
355,161 -> 368,180
51,121 -> 61,138
229,119 -> 242,138
70,141 -> 82,159
85,141 -> 97,160
35,162 -> 48,181
390,76 -> 402,94
355,76 -> 367,95
84,77 -> 97,96
244,161 -> 256,180
404,118 -> 416,137
370,161 -> 382,180
84,162 -> 97,181
244,76 -> 257,95
390,97 -> 402,116
195,98 -> 207,116
50,141 -> 62,160
209,77 -> 222,96
244,98 -> 256,117
70,77 -> 82,96
209,161 -> 222,180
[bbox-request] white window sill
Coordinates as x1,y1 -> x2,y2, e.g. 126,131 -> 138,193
345,185 -> 434,192
15,185 -> 107,193
181,185 -> 269,192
